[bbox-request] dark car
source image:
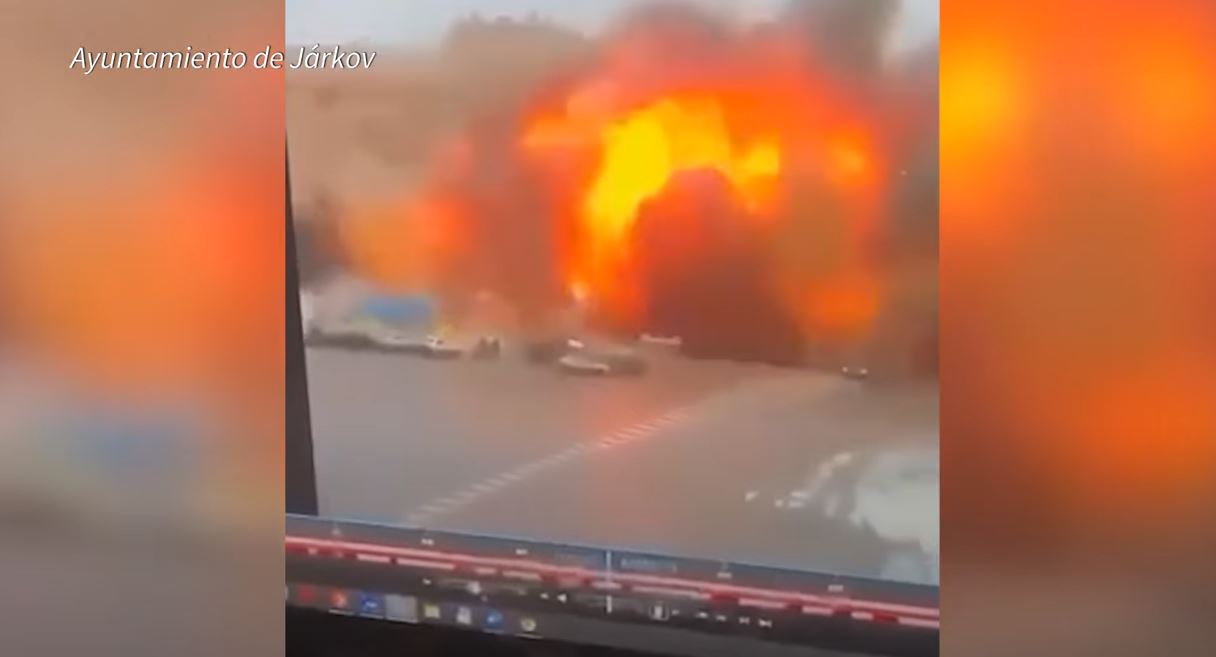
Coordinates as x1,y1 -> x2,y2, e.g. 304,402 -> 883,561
523,338 -> 571,365
308,320 -> 381,350
470,337 -> 503,360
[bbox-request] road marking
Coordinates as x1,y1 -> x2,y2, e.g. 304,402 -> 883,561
402,406 -> 696,525
450,490 -> 479,504
616,426 -> 650,438
603,432 -> 636,446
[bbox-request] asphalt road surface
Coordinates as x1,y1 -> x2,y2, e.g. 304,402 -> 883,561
306,344 -> 939,585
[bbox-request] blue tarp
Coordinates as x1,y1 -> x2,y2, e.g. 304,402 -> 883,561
359,294 -> 436,324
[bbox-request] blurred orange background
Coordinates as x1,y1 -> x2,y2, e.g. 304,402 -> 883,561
942,0 -> 1215,654
0,2 -> 282,656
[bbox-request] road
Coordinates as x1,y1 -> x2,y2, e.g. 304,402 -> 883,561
306,344 -> 939,585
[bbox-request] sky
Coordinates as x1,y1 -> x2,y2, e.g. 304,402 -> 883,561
286,0 -> 938,53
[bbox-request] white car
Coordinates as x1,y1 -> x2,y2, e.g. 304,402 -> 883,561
369,333 -> 465,359
557,353 -> 612,376
423,335 -> 465,359
369,331 -> 433,354
640,333 -> 683,347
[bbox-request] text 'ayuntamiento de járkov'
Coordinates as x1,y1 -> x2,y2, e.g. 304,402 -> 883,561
69,45 -> 377,75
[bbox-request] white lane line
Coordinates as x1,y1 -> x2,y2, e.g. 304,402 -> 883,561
609,431 -> 641,444
425,375 -> 791,526
401,408 -> 692,524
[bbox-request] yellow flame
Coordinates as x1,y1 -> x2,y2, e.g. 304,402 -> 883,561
578,97 -> 782,279
585,98 -> 780,237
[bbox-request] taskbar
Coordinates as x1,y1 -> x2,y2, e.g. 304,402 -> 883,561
286,514 -> 938,657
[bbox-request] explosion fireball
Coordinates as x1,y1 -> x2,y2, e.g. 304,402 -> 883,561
337,3 -> 924,364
